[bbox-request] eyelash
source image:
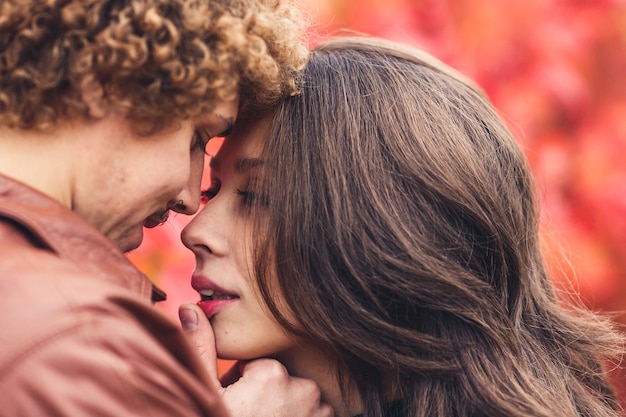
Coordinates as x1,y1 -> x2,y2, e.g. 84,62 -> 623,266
235,189 -> 257,207
193,129 -> 211,154
199,182 -> 263,208
217,125 -> 233,138
193,125 -> 232,155
200,179 -> 220,204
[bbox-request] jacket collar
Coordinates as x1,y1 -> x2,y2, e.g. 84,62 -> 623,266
0,174 -> 166,303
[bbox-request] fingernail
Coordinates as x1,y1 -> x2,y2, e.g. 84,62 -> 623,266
179,305 -> 199,331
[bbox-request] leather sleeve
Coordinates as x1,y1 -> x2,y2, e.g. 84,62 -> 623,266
0,301 -> 228,417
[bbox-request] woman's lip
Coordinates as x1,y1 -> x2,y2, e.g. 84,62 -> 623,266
192,275 -> 239,318
197,298 -> 237,319
191,275 -> 234,295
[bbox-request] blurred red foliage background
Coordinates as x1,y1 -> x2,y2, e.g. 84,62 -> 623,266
128,0 -> 626,405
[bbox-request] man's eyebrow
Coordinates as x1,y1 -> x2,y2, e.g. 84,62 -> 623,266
235,157 -> 264,173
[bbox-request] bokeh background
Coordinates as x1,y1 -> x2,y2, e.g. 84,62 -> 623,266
128,0 -> 626,407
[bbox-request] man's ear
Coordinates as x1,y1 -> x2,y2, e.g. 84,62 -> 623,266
80,78 -> 108,119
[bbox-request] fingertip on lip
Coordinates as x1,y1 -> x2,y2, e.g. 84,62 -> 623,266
197,297 -> 237,319
179,304 -> 199,330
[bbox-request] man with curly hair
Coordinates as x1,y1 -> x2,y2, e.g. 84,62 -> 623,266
0,1 -> 332,416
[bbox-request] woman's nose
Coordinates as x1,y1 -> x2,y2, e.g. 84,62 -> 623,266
181,214 -> 201,251
180,203 -> 223,256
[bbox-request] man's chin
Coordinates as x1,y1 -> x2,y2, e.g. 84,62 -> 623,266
117,229 -> 144,254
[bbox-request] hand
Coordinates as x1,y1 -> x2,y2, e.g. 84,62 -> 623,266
178,303 -> 334,417
220,359 -> 334,417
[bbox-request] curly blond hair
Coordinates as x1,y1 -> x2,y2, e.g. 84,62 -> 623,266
0,0 -> 308,131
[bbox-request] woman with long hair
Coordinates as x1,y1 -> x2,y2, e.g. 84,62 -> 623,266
182,37 -> 623,417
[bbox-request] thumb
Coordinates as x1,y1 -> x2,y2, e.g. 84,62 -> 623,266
178,303 -> 222,392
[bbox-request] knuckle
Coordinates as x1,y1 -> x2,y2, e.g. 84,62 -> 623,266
301,378 -> 321,397
322,404 -> 335,417
246,359 -> 289,382
263,360 -> 289,380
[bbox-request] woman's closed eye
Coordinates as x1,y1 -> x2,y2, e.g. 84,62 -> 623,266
235,188 -> 270,208
235,189 -> 257,207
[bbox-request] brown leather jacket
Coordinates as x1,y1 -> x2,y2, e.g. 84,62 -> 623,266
0,174 -> 228,416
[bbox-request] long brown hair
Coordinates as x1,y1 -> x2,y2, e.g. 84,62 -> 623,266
253,36 -> 623,417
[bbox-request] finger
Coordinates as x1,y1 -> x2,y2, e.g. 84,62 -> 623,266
224,359 -> 335,417
320,403 -> 335,417
178,303 -> 222,392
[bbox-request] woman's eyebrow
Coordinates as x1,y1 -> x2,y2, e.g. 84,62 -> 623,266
235,157 -> 264,173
